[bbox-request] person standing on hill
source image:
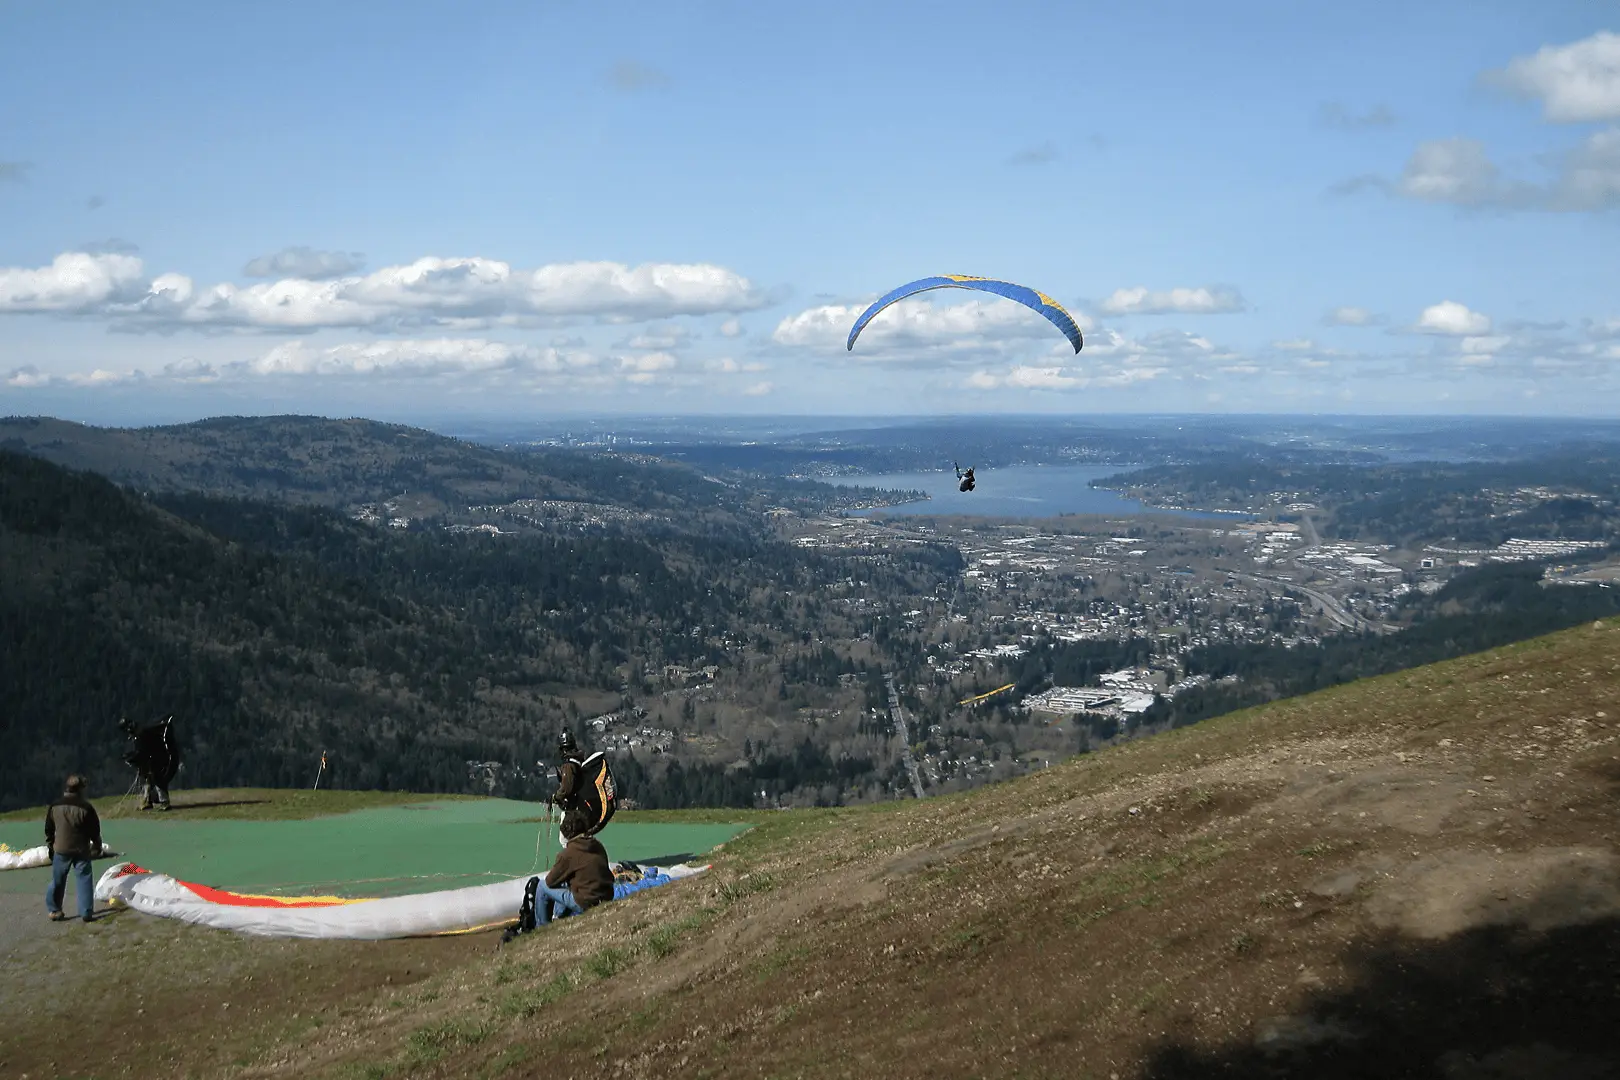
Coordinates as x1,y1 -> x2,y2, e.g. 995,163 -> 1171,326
549,731 -> 584,815
45,775 -> 103,923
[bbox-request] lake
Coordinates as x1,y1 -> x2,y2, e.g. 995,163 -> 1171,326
829,464 -> 1242,521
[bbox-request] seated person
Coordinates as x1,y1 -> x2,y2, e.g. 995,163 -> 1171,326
536,812 -> 614,926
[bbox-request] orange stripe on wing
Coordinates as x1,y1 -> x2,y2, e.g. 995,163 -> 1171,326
177,881 -> 374,908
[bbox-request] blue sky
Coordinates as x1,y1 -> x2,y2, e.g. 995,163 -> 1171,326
2,1 -> 1617,423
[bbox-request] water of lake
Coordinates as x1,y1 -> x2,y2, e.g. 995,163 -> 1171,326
829,464 -> 1243,521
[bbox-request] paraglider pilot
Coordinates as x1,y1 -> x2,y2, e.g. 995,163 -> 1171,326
120,716 -> 180,811
549,731 -> 584,813
955,463 -> 976,493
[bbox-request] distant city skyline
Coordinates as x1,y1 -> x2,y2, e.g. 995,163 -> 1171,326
3,3 -> 1617,423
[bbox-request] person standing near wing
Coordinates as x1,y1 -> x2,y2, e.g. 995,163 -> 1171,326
45,775 -> 104,922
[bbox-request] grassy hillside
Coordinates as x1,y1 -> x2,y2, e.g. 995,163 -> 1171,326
4,620 -> 1616,1078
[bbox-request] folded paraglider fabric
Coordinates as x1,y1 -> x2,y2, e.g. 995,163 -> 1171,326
0,842 -> 119,871
93,860 -> 709,939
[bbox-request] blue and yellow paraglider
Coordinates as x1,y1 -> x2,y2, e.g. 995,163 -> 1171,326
846,275 -> 1084,354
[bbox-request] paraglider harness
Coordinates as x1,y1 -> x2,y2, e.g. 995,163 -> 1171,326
553,751 -> 619,837
502,877 -> 545,945
120,716 -> 180,810
955,462 -> 976,493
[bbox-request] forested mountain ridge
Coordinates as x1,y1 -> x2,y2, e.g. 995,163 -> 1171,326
0,414 -> 902,521
0,449 -> 959,811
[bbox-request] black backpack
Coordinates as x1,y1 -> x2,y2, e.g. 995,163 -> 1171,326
573,751 -> 618,835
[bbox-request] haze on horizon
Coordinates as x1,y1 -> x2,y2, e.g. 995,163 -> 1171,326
2,2 -> 1618,427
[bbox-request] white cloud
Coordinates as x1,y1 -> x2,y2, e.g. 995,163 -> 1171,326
742,381 -> 773,396
1324,306 -> 1377,327
0,251 -> 146,313
1549,126 -> 1620,211
617,352 -> 677,373
248,338 -> 586,377
1460,334 -> 1509,355
969,363 -> 1167,391
1396,138 -> 1523,207
773,296 -> 1092,358
243,246 -> 365,280
1487,31 -> 1620,123
617,324 -> 694,350
1416,301 -> 1491,335
4,365 -> 52,387
617,352 -> 678,383
1373,129 -> 1620,213
25,254 -> 770,333
1096,285 -> 1246,316
718,318 -> 743,337
1273,337 -> 1314,350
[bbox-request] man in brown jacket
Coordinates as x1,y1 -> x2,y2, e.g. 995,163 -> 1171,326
536,813 -> 613,926
45,775 -> 103,923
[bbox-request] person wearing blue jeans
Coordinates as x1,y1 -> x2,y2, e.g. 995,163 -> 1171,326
536,815 -> 613,926
44,774 -> 103,923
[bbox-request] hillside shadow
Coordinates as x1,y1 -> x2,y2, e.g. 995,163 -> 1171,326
1141,889 -> 1620,1079
163,799 -> 271,812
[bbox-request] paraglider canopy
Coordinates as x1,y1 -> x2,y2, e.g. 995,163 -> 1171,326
846,275 -> 1084,354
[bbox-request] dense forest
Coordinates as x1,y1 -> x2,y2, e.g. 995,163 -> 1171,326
0,449 -> 958,811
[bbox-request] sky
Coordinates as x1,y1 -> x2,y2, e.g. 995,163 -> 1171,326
2,1 -> 1618,425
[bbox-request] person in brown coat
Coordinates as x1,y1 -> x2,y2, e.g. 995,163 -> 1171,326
45,775 -> 103,922
536,813 -> 613,926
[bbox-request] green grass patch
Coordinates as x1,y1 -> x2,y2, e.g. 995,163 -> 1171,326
478,1044 -> 534,1080
645,913 -> 707,959
498,972 -> 575,1019
406,1018 -> 492,1064
717,870 -> 778,903
585,945 -> 635,980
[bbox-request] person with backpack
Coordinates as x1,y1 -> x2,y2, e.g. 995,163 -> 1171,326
549,731 -> 584,815
120,715 -> 180,811
547,731 -> 618,836
535,812 -> 614,926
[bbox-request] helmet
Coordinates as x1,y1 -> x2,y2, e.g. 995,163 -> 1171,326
558,731 -> 578,758
118,717 -> 136,736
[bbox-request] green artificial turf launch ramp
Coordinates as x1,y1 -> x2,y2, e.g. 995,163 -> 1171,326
0,797 -> 750,898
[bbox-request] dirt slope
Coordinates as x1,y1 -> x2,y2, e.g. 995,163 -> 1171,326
5,621 -> 1618,1080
